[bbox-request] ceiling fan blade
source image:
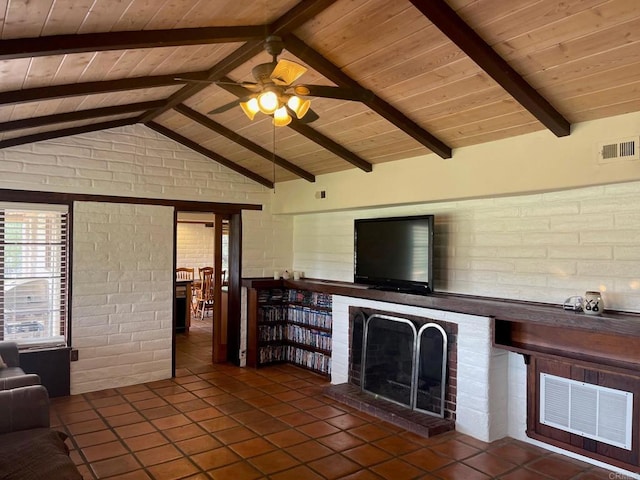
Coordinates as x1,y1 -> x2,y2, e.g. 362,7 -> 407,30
271,59 -> 307,86
293,84 -> 370,101
300,108 -> 319,123
174,77 -> 260,90
285,105 -> 319,124
207,99 -> 241,115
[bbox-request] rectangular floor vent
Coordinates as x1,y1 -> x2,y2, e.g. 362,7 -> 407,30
540,373 -> 633,450
597,137 -> 639,163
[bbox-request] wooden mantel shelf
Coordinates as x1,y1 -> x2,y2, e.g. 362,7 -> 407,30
243,277 -> 640,370
243,277 -> 640,336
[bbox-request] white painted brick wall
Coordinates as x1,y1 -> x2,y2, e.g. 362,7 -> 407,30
72,201 -> 174,394
294,181 -> 640,313
0,124 -> 288,394
176,223 -> 214,272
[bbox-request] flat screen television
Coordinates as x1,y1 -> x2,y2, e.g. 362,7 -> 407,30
354,214 -> 434,294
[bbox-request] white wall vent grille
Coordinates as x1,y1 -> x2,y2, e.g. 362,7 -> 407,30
597,137 -> 639,163
540,373 -> 633,450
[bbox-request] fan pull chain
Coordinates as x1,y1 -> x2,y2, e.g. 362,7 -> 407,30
272,123 -> 276,193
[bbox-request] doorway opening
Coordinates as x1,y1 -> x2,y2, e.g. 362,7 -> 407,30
174,212 -> 230,370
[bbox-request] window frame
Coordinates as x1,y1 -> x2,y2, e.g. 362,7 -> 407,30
0,202 -> 70,348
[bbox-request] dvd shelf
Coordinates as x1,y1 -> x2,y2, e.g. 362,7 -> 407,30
249,284 -> 333,376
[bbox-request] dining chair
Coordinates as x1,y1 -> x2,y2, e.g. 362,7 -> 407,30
176,267 -> 194,280
195,267 -> 214,320
176,268 -> 196,314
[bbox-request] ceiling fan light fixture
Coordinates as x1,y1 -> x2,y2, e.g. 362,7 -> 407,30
273,106 -> 292,127
240,97 -> 259,120
257,89 -> 280,115
287,95 -> 311,119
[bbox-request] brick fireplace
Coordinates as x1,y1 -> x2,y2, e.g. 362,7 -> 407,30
349,307 -> 458,421
322,307 -> 460,437
328,295 -> 508,442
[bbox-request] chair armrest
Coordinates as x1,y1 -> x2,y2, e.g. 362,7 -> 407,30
0,385 -> 50,434
0,341 -> 20,367
0,373 -> 41,390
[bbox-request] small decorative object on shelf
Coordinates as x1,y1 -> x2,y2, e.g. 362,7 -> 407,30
282,270 -> 290,280
583,290 -> 603,315
273,270 -> 280,280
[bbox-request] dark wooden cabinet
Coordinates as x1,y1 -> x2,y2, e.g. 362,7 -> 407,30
494,317 -> 640,473
527,356 -> 640,472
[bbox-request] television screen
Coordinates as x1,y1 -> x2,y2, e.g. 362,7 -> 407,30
354,215 -> 434,294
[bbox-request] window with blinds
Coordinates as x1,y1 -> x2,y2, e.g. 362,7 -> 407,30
0,204 -> 68,347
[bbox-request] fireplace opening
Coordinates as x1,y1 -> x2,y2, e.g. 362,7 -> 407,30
325,307 -> 457,438
362,314 -> 447,418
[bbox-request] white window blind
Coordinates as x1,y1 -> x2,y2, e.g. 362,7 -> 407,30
0,204 -> 68,347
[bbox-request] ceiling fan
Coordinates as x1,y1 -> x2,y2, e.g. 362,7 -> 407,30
204,35 -> 365,126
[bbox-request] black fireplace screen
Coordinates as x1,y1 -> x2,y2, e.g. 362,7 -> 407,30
362,314 -> 447,417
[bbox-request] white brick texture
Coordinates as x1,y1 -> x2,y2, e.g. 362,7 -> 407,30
293,182 -> 640,312
0,125 -> 289,394
176,223 -> 215,272
71,202 -> 174,394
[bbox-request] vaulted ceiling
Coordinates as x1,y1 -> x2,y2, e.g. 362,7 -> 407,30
1,0 -> 639,188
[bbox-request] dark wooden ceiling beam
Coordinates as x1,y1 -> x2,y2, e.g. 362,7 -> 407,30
282,34 -> 452,159
0,72 -> 206,107
287,119 -> 373,172
217,80 -> 372,172
138,41 -> 264,122
0,26 -> 268,61
0,118 -> 137,150
174,104 -> 316,183
269,0 -> 338,35
0,101 -> 165,133
147,122 -> 273,189
408,0 -> 570,137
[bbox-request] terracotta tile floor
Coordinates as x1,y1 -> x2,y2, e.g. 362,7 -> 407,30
50,318 -> 615,479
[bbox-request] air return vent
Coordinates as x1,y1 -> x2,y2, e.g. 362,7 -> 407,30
540,373 -> 633,450
597,137 -> 639,163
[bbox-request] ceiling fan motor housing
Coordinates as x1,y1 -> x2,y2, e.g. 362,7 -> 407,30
252,62 -> 278,84
264,35 -> 285,58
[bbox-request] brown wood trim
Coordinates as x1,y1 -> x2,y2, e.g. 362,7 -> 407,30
269,0 -> 338,35
139,41 -> 265,122
0,118 -> 138,149
174,104 -> 316,183
246,287 -> 258,368
0,101 -> 165,133
408,0 -> 571,138
172,209 -> 179,378
495,320 -> 640,370
227,212 -> 243,365
287,118 -> 373,172
282,34 -> 453,160
146,121 -> 274,189
0,73 -> 207,107
0,188 -> 262,214
241,278 -> 640,338
0,26 -> 268,60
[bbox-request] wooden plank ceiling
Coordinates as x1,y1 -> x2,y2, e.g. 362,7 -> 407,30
1,0 -> 639,188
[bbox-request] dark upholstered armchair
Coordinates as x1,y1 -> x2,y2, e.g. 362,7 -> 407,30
0,341 -> 41,390
0,384 -> 83,479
